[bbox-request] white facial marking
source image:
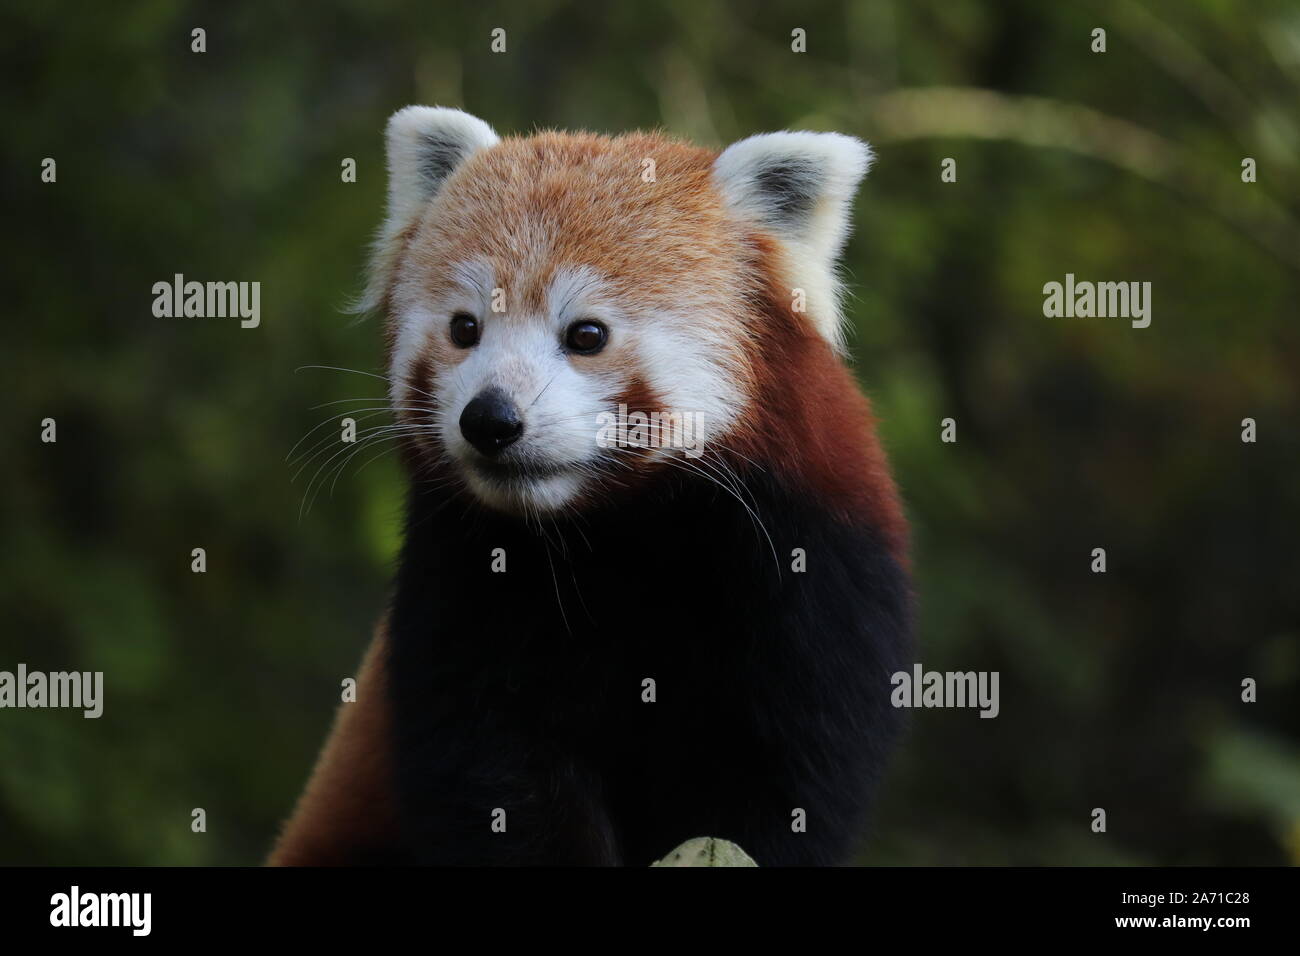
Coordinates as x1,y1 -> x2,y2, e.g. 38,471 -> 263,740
390,262 -> 747,514
388,258 -> 494,406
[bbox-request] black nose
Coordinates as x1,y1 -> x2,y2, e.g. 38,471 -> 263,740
459,388 -> 524,456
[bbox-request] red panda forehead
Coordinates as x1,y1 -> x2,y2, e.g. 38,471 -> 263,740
413,131 -> 751,312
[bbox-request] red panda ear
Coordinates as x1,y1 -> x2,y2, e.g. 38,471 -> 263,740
713,131 -> 872,349
358,106 -> 499,313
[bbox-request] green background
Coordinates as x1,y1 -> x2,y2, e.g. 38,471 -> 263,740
2,0 -> 1297,865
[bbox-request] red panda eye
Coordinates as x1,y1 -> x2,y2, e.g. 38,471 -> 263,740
564,320 -> 608,355
450,312 -> 479,348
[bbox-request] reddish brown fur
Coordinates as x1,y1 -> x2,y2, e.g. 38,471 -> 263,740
267,620 -> 399,865
405,132 -> 741,314
387,132 -> 759,404
614,376 -> 665,421
730,234 -> 909,565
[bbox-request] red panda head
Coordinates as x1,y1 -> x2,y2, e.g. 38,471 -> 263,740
365,106 -> 902,553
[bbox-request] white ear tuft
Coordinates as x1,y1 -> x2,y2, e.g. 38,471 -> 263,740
384,106 -> 499,235
358,106 -> 499,312
713,131 -> 872,349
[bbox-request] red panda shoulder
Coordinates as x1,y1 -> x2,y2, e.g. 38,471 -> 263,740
730,233 -> 909,565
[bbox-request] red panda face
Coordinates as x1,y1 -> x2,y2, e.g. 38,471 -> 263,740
364,108 -> 871,515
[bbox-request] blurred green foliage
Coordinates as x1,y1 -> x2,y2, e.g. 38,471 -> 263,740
1,0 -> 1297,865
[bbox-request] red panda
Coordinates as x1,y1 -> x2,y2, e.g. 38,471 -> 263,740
269,107 -> 911,866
